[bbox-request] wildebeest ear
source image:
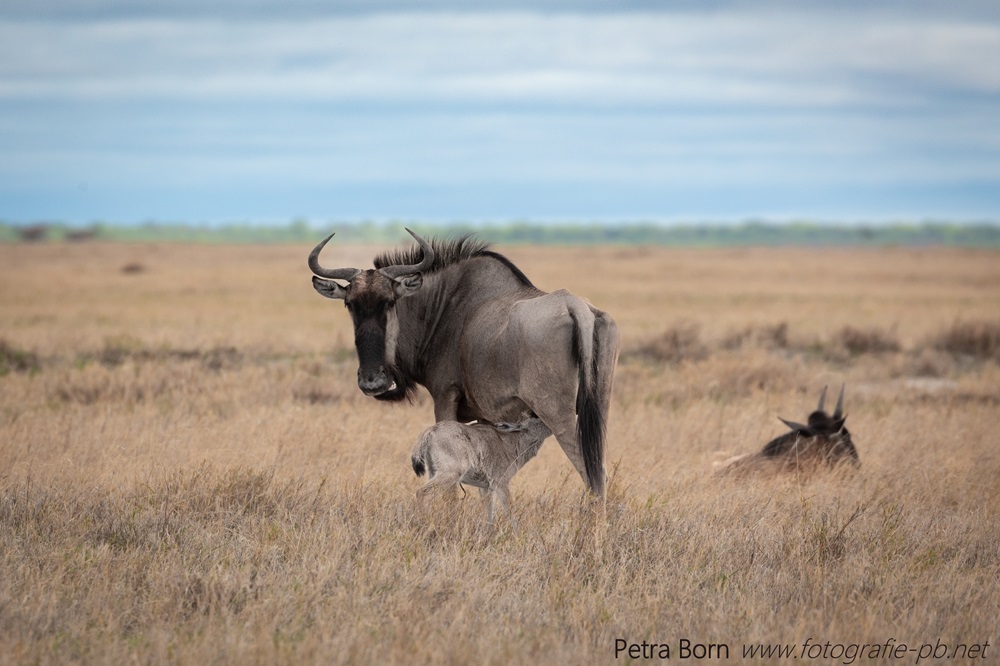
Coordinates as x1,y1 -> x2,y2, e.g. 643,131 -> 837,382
312,276 -> 348,300
831,416 -> 847,432
779,417 -> 810,433
393,274 -> 423,299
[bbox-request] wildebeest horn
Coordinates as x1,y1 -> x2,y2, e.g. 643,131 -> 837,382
378,228 -> 435,280
779,417 -> 809,432
816,385 -> 828,412
833,384 -> 845,419
308,233 -> 362,281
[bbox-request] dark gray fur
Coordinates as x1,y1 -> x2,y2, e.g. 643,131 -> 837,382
309,229 -> 619,495
717,385 -> 860,477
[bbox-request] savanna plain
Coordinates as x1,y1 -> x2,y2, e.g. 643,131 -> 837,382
1,240 -> 998,664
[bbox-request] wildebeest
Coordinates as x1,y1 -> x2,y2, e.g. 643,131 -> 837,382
308,229 -> 619,495
716,385 -> 860,477
411,414 -> 551,525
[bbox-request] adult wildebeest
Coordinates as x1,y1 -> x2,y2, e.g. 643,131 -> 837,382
716,385 -> 860,477
411,414 -> 551,525
308,229 -> 619,494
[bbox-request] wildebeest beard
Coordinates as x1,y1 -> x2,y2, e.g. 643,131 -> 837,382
372,362 -> 414,402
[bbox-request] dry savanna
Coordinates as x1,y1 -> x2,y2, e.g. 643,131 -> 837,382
1,240 -> 999,664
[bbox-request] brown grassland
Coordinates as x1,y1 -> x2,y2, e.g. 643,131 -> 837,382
1,240 -> 999,664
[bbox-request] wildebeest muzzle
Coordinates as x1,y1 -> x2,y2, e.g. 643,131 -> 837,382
357,365 -> 396,396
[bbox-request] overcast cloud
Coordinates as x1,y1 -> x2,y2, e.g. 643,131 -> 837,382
2,1 -> 999,222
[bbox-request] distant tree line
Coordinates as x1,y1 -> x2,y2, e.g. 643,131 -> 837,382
1,219 -> 999,247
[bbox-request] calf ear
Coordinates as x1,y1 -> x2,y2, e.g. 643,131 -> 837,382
393,274 -> 423,299
495,422 -> 524,433
312,276 -> 348,300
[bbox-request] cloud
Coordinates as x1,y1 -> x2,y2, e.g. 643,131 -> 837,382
1,3 -> 998,220
3,11 -> 999,106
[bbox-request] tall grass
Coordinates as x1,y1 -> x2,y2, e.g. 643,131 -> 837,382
1,243 -> 998,664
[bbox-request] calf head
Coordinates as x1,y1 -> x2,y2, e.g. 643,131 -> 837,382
495,413 -> 552,441
309,228 -> 433,400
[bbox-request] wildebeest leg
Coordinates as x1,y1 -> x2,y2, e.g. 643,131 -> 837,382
524,399 -> 588,488
481,488 -> 496,526
416,469 -> 464,498
494,483 -> 516,529
432,385 -> 462,422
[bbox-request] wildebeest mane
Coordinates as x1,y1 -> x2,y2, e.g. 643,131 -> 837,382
374,235 -> 534,287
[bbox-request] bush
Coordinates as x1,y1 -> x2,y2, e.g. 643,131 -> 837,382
834,325 -> 901,355
629,321 -> 707,364
0,340 -> 40,375
930,320 -> 1000,361
721,322 -> 789,350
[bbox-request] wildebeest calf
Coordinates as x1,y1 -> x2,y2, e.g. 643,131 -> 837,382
716,385 -> 860,477
411,414 -> 551,525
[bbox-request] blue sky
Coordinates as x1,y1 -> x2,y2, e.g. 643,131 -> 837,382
2,1 -> 999,223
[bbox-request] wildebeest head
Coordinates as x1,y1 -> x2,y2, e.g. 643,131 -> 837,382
764,384 -> 859,465
309,228 -> 434,400
715,384 -> 860,478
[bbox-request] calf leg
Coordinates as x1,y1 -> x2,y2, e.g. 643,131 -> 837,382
494,483 -> 516,529
480,488 -> 497,526
416,469 -> 464,498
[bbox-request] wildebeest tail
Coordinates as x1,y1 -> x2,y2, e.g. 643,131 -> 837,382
569,304 -> 606,495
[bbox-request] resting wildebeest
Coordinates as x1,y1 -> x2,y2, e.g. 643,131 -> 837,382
308,229 -> 619,495
411,414 -> 551,525
716,385 -> 860,477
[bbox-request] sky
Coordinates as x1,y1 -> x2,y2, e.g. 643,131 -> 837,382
2,0 -> 1000,224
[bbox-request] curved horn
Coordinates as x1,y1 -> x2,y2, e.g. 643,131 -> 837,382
308,233 -> 362,281
378,228 -> 435,280
833,384 -> 845,419
779,417 -> 810,433
817,385 -> 828,413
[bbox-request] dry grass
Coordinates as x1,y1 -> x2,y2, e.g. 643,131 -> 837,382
1,242 -> 999,664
